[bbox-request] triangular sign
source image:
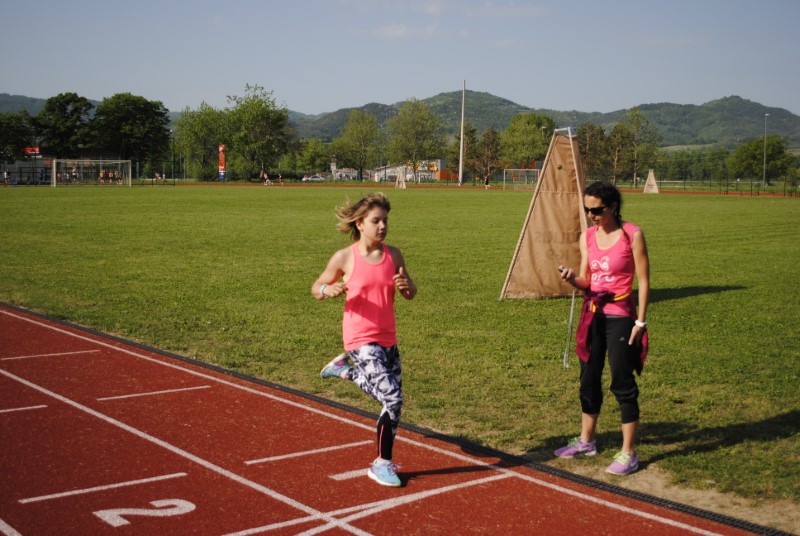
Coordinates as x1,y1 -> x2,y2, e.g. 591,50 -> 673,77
643,168 -> 659,193
500,130 -> 587,300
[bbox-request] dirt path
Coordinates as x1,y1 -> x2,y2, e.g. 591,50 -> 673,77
567,463 -> 799,534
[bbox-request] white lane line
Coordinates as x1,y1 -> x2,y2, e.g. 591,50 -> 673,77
1,349 -> 101,361
222,513 -> 322,536
0,517 -> 23,536
0,404 -> 47,414
245,441 -> 372,465
0,368 -> 371,536
510,470 -> 723,536
19,473 -> 188,504
297,473 -> 515,536
0,310 -> 378,434
0,309 -> 727,535
97,385 -> 211,401
328,469 -> 366,482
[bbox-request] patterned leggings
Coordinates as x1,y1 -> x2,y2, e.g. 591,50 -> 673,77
346,343 -> 403,459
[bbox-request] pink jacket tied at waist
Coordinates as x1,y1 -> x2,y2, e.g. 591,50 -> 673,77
575,290 -> 649,375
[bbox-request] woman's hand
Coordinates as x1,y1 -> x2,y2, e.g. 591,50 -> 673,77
558,265 -> 576,285
629,323 -> 646,346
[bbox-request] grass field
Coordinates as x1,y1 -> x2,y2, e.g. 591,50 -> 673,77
1,184 -> 798,507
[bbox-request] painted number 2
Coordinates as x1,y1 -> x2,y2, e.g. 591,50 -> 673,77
94,499 -> 195,527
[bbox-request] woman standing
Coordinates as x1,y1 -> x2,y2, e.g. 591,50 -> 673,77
556,181 -> 650,475
312,192 -> 417,487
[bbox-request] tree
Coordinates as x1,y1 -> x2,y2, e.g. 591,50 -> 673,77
174,102 -> 227,180
36,92 -> 93,158
225,84 -> 292,179
622,107 -> 661,183
385,99 -> 443,181
0,111 -> 34,164
501,113 -> 554,169
576,123 -> 609,181
727,135 -> 794,184
473,127 -> 503,183
330,110 -> 381,181
607,122 -> 633,185
296,138 -> 331,175
88,93 -> 170,161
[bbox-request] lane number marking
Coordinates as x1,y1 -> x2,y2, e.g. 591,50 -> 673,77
94,499 -> 195,527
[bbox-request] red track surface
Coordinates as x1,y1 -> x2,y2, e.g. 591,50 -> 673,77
0,305 -> 766,535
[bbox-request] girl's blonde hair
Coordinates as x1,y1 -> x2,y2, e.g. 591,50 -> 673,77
335,192 -> 391,241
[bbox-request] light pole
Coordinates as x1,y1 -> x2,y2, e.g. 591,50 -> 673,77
762,113 -> 769,188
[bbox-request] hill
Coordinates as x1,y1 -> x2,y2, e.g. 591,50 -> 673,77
3,92 -> 799,150
293,92 -> 800,150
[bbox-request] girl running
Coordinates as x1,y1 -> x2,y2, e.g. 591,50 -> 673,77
312,192 -> 417,487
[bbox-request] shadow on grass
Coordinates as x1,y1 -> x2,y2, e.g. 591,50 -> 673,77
526,410 -> 799,468
636,409 -> 800,469
649,285 -> 746,304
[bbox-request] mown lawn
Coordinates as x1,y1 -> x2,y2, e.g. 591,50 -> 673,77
1,184 -> 798,505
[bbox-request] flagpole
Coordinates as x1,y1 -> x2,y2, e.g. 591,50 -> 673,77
458,80 -> 465,186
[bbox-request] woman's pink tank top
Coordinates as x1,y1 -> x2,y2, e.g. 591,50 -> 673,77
586,222 -> 639,317
342,243 -> 397,351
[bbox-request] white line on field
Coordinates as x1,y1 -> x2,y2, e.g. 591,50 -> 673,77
0,517 -> 23,536
246,440 -> 372,465
1,349 -> 101,361
328,469 -> 367,482
97,385 -> 211,401
0,404 -> 47,414
19,473 -> 187,503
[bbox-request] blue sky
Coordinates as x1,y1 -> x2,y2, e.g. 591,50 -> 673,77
3,0 -> 799,115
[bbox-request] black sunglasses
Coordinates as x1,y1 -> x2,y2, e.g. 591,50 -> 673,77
583,205 -> 607,216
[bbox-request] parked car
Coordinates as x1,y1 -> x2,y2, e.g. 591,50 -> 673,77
302,175 -> 324,182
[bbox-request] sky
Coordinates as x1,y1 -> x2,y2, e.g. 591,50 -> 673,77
3,0 -> 799,116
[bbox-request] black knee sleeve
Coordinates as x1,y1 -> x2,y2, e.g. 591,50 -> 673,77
377,411 -> 394,461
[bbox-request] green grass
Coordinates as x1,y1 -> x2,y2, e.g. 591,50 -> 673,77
1,185 -> 798,504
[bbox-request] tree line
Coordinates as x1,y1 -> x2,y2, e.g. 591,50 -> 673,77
1,84 -> 796,185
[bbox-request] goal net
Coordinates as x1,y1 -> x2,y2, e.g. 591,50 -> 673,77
503,169 -> 539,190
51,159 -> 132,187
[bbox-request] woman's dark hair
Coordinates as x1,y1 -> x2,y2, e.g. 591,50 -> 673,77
585,181 -> 622,225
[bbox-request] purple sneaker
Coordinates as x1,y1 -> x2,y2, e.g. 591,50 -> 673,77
554,437 -> 597,458
320,353 -> 352,379
606,451 -> 639,475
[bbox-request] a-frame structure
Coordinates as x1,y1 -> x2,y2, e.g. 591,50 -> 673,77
500,129 -> 587,299
643,168 -> 660,193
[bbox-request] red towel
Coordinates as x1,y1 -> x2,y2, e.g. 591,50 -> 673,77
575,292 -> 649,375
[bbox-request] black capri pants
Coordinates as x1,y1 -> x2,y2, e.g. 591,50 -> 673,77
579,314 -> 640,424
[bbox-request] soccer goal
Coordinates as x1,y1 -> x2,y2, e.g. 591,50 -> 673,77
51,159 -> 132,187
503,169 -> 539,190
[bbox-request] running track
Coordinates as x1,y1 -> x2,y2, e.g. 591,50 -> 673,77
0,304 -> 786,535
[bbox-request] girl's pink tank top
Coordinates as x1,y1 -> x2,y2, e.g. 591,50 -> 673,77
342,243 -> 397,351
586,222 -> 639,317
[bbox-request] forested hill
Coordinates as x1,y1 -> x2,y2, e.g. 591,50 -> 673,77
3,91 -> 799,149
291,92 -> 800,149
